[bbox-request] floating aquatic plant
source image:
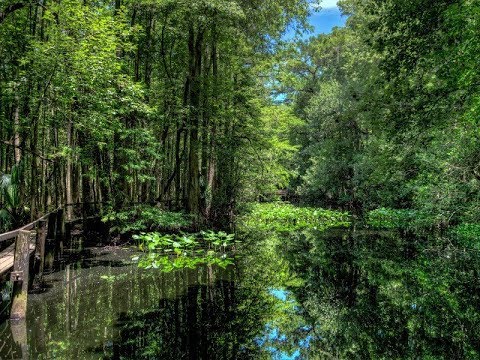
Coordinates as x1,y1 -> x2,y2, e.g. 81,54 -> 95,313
132,231 -> 239,271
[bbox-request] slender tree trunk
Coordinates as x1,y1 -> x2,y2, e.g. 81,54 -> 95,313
65,119 -> 73,219
206,21 -> 218,219
187,25 -> 203,216
13,101 -> 21,165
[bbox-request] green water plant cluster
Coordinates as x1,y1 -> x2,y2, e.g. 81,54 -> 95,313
133,231 -> 237,253
102,205 -> 192,235
134,253 -> 234,272
366,208 -> 435,231
367,208 -> 418,229
132,230 -> 238,271
240,202 -> 350,232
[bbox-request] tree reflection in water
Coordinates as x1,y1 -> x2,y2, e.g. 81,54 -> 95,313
0,229 -> 479,359
282,229 -> 480,359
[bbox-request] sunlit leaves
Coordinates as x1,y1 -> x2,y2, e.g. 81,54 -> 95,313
132,230 -> 238,271
240,202 -> 350,232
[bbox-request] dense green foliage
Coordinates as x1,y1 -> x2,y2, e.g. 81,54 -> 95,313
240,105 -> 303,202
101,204 -> 191,234
2,1 -> 480,357
240,202 -> 350,232
453,223 -> 480,250
366,208 -> 435,231
2,0 -> 476,232
0,0 -> 313,227
275,0 -> 480,230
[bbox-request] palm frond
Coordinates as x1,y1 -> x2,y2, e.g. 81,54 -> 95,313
10,164 -> 22,186
0,208 -> 12,232
0,174 -> 11,190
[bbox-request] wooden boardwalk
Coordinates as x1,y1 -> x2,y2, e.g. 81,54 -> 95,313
0,210 -> 59,281
0,206 -> 83,322
0,242 -> 35,278
0,243 -> 15,277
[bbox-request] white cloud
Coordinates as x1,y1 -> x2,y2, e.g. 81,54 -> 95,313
322,0 -> 339,7
310,0 -> 338,10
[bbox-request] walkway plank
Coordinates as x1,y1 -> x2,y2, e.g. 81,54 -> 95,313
0,243 -> 15,277
0,242 -> 35,278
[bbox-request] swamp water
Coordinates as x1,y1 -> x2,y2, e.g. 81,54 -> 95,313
0,228 -> 479,359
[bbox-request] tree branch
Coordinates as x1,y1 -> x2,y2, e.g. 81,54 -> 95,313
0,2 -> 58,25
2,140 -> 52,162
0,3 -> 26,24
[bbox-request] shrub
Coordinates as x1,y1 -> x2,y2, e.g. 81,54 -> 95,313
101,205 -> 192,234
240,202 -> 350,232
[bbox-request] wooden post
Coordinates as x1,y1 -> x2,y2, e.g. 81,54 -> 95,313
35,220 -> 48,280
56,208 -> 65,239
10,230 -> 36,321
47,212 -> 57,240
56,209 -> 66,256
10,319 -> 28,360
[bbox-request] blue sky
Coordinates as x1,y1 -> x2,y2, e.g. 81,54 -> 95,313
309,6 -> 347,35
285,0 -> 347,39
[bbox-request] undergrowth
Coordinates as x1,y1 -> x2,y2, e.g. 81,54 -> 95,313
239,202 -> 351,232
101,205 -> 192,235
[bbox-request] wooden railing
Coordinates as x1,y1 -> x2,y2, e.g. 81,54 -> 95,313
0,208 -> 65,321
0,209 -> 61,244
0,201 -> 159,320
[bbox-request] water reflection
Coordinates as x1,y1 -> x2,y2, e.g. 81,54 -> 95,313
257,289 -> 313,360
0,229 -> 479,359
283,229 -> 480,359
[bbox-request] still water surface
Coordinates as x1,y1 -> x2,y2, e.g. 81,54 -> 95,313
0,228 -> 479,359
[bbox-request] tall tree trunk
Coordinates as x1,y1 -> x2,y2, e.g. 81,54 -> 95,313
13,100 -> 21,165
30,113 -> 39,219
206,20 -> 218,220
65,119 -> 73,220
187,25 -> 203,216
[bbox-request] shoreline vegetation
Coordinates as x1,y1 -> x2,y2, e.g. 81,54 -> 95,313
107,201 -> 480,274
